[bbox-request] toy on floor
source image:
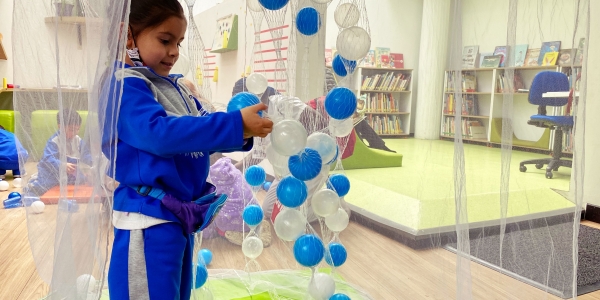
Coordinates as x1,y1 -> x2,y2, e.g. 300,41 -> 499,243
31,201 -> 45,214
0,180 -> 9,191
199,248 -> 213,265
3,192 -> 21,209
12,178 -> 22,188
263,181 -> 272,191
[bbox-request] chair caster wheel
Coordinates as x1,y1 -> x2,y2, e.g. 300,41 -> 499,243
545,171 -> 553,179
535,164 -> 544,169
519,165 -> 527,172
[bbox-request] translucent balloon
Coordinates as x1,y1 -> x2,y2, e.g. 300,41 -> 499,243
31,201 -> 45,214
336,26 -> 372,61
296,7 -> 321,36
311,0 -> 332,4
328,118 -> 354,137
306,132 -> 337,164
325,87 -> 357,120
242,236 -> 264,259
227,92 -> 260,113
259,0 -> 289,10
76,274 -> 96,298
274,208 -> 307,241
247,0 -> 263,12
288,148 -> 322,181
332,54 -> 357,77
270,119 -> 308,156
243,204 -> 264,227
334,3 -> 360,28
309,272 -> 336,300
245,165 -> 266,187
327,173 -> 351,197
276,176 -> 308,208
325,208 -> 350,232
312,189 -> 340,217
293,234 -> 325,267
266,144 -> 291,177
325,243 -> 347,267
246,73 -> 268,95
12,177 -> 22,188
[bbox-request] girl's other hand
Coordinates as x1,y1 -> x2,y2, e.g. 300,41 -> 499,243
241,103 -> 273,138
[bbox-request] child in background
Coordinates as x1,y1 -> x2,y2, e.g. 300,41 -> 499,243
103,1 -> 272,299
24,108 -> 91,196
0,125 -> 28,180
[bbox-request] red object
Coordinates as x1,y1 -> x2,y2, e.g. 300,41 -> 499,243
270,200 -> 283,224
6,84 -> 14,88
39,185 -> 97,204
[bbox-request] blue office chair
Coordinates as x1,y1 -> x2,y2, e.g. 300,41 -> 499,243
519,71 -> 572,179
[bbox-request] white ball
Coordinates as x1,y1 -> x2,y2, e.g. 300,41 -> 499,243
312,189 -> 340,218
0,181 -> 9,191
336,26 -> 372,61
334,3 -> 360,28
274,208 -> 306,241
246,73 -> 268,95
12,178 -> 22,188
242,236 -> 264,259
308,273 -> 336,300
247,0 -> 263,12
76,274 -> 96,297
325,208 -> 349,232
312,0 -> 332,3
270,119 -> 308,156
266,145 -> 291,178
329,118 -> 354,137
31,201 -> 45,214
306,132 -> 337,165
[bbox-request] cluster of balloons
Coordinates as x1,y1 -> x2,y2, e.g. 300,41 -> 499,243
241,165 -> 267,260
195,248 -> 213,289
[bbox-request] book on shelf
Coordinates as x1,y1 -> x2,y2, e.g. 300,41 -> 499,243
481,55 -> 502,68
368,114 -> 403,135
442,117 -> 485,139
538,41 -> 561,66
574,38 -> 585,66
478,52 -> 493,68
496,70 -> 525,93
462,46 -> 479,69
444,71 -> 477,93
443,93 -> 479,116
513,44 -> 528,67
541,51 -> 559,66
493,46 -> 508,67
524,48 -> 541,66
375,47 -> 391,68
325,49 -> 333,67
361,50 -> 375,67
390,53 -> 404,69
361,72 -> 411,91
363,93 -> 400,113
558,49 -> 574,66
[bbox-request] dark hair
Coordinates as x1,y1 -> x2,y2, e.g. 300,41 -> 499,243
129,0 -> 186,37
58,108 -> 82,126
232,78 -> 279,105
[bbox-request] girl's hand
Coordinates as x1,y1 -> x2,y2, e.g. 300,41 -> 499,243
241,103 -> 273,138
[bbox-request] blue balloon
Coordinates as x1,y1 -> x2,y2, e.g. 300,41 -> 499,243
199,248 -> 213,265
288,148 -> 322,181
258,0 -> 289,10
263,181 -> 272,191
276,176 -> 308,208
325,243 -> 347,267
327,174 -> 350,197
330,293 -> 351,300
245,165 -> 266,187
324,87 -> 357,120
293,234 -> 324,267
227,92 -> 261,114
194,265 -> 209,288
332,54 -> 357,77
243,204 -> 264,226
8,192 -> 21,199
296,7 -> 320,36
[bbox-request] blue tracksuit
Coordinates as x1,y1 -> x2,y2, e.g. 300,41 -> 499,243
0,129 -> 28,176
103,64 -> 252,299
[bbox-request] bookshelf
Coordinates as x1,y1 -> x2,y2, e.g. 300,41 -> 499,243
440,65 -> 576,153
356,67 -> 413,137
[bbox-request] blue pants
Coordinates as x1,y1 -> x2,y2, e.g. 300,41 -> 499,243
108,222 -> 193,300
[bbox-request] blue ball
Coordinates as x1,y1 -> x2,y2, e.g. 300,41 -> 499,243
324,87 -> 357,120
293,234 -> 324,267
243,204 -> 264,226
332,54 -> 357,77
288,148 -> 322,181
276,176 -> 308,208
296,7 -> 320,36
263,181 -> 272,191
325,243 -> 347,267
244,165 -> 266,187
8,192 -> 21,199
258,0 -> 289,10
194,265 -> 209,288
199,248 -> 213,265
227,92 -> 261,114
327,174 -> 350,197
330,293 -> 351,300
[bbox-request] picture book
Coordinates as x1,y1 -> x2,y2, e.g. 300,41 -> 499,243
375,47 -> 391,68
538,41 -> 561,66
390,53 -> 404,69
513,44 -> 528,67
524,48 -> 541,66
361,50 -> 375,67
478,52 -> 493,68
481,55 -> 501,68
574,38 -> 585,66
325,49 -> 333,67
558,49 -> 574,66
541,52 -> 558,66
493,46 -> 508,67
461,46 -> 479,69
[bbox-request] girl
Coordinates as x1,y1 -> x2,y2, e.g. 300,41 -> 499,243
103,1 -> 272,299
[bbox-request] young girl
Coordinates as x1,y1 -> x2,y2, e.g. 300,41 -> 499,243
103,1 -> 272,299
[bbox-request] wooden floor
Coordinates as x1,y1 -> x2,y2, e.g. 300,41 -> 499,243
1,179 -> 600,299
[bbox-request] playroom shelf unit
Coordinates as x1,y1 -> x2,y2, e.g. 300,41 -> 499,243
0,33 -> 7,60
356,67 -> 414,138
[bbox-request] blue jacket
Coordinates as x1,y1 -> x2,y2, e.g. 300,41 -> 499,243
103,64 -> 252,222
34,131 -> 91,186
0,130 -> 28,170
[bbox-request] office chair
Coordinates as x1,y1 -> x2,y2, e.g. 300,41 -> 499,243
519,71 -> 572,179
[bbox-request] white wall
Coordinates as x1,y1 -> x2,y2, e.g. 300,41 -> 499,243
0,0 -> 13,83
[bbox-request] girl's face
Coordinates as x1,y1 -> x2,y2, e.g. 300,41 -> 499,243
127,16 -> 187,76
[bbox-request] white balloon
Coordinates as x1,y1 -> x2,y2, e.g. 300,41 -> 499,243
329,118 -> 354,137
336,26 -> 371,61
312,0 -> 332,3
242,236 -> 264,259
31,201 -> 45,214
270,119 -> 308,156
306,132 -> 337,165
247,0 -> 263,12
274,208 -> 306,241
312,189 -> 340,217
0,181 -> 9,191
334,3 -> 360,28
76,274 -> 96,298
246,73 -> 268,95
308,273 -> 336,300
325,208 -> 349,232
12,178 -> 22,188
266,144 -> 291,177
